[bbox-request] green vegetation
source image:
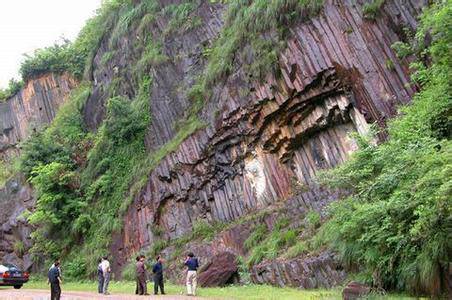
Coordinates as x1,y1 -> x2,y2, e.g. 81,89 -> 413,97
202,0 -> 324,88
19,41 -> 86,81
13,240 -> 25,258
362,0 -> 385,20
391,41 -> 413,59
134,40 -> 168,79
246,217 -> 298,266
163,2 -> 201,36
20,279 -> 345,299
0,157 -> 19,187
283,240 -> 308,259
0,78 -> 23,102
316,1 -> 452,296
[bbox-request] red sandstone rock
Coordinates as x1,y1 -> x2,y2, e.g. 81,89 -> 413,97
197,251 -> 239,287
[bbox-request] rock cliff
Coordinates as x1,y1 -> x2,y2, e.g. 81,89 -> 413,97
0,73 -> 77,159
100,0 -> 426,287
0,0 -> 429,290
0,73 -> 77,269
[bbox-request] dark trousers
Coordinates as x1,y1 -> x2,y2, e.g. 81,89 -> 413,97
98,273 -> 104,293
154,274 -> 164,295
50,282 -> 61,300
137,273 -> 147,295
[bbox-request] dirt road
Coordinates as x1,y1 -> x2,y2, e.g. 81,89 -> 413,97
0,288 -> 208,300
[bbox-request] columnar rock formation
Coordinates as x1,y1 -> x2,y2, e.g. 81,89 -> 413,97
0,73 -> 77,159
0,0 -> 428,289
106,0 -> 426,287
0,73 -> 76,269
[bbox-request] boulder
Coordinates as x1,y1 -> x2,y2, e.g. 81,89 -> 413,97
198,251 -> 239,287
342,281 -> 371,299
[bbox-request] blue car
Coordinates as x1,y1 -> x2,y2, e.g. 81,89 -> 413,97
0,263 -> 29,289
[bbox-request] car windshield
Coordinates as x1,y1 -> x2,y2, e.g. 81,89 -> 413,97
2,263 -> 19,269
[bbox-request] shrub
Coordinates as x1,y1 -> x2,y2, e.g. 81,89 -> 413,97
0,78 -> 23,101
63,256 -> 87,280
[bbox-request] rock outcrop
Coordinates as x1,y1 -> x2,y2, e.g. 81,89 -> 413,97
342,281 -> 372,299
108,0 -> 426,288
0,176 -> 34,270
0,73 -> 77,268
251,251 -> 346,289
0,73 -> 77,159
198,251 -> 239,287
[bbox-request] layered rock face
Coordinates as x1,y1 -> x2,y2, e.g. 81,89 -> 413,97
0,176 -> 34,270
104,0 -> 426,287
0,73 -> 77,159
0,73 -> 77,269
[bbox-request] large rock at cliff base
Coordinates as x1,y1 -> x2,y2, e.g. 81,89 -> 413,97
342,281 -> 371,299
197,251 -> 239,287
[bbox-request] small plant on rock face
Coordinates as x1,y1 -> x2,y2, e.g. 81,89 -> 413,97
244,224 -> 268,250
305,210 -> 321,230
283,241 -> 308,259
385,59 -> 395,71
362,0 -> 385,20
13,240 -> 25,258
151,225 -> 164,237
236,255 -> 251,284
391,41 -> 413,59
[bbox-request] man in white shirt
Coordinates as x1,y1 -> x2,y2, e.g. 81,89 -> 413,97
100,256 -> 111,295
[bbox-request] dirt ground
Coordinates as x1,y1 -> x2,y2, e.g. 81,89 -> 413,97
0,288 -> 206,300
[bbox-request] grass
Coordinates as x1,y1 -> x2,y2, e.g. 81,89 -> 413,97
21,279 -> 341,299
13,279 -> 423,299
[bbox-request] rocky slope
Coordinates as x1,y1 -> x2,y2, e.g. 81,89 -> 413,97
0,0 -> 429,290
103,0 -> 425,287
0,73 -> 77,269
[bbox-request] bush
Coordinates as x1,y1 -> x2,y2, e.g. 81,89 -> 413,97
0,78 -> 23,101
64,257 -> 87,280
19,41 -> 85,81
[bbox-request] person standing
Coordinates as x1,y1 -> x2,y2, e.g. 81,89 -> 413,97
152,256 -> 165,295
47,260 -> 62,300
97,258 -> 104,294
184,252 -> 199,296
100,256 -> 111,295
135,256 -> 140,295
136,255 -> 148,295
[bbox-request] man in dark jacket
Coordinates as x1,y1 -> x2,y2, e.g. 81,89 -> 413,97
152,256 -> 165,295
97,258 -> 104,294
136,255 -> 148,295
47,260 -> 62,300
184,252 -> 199,296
